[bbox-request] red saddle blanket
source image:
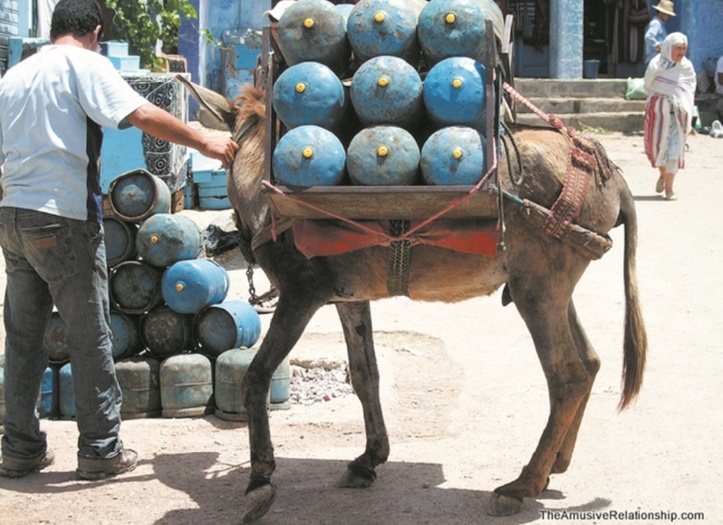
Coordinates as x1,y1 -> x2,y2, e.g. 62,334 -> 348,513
291,218 -> 500,258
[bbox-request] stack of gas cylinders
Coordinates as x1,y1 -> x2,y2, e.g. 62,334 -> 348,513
34,169 -> 288,425
271,0 -> 503,188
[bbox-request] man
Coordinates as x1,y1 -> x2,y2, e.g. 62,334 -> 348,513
644,0 -> 675,67
716,55 -> 723,95
0,0 -> 238,479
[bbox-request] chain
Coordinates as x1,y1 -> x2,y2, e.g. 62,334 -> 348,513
246,264 -> 258,304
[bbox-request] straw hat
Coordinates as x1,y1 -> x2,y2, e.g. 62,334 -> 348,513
653,0 -> 676,17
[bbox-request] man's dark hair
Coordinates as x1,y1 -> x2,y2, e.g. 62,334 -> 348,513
50,0 -> 104,41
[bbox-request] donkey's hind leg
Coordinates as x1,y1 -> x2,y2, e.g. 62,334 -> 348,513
334,301 -> 390,488
489,275 -> 594,516
551,301 -> 600,475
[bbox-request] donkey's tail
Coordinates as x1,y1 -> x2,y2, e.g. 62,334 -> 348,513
618,183 -> 648,410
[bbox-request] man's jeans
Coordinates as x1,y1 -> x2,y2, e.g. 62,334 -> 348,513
0,207 -> 123,459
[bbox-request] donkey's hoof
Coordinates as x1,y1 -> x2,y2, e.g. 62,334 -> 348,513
242,483 -> 277,523
335,463 -> 376,488
487,492 -> 523,516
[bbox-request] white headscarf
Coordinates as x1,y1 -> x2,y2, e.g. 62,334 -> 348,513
644,32 -> 696,125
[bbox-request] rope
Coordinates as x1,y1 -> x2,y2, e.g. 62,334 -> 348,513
502,82 -> 572,141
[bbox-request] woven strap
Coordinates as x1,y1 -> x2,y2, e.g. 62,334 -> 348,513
543,135 -> 596,239
387,220 -> 411,297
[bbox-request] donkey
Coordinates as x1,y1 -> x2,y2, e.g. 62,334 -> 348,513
182,79 -> 647,523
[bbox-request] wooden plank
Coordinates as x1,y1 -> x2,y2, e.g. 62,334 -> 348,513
266,186 -> 498,220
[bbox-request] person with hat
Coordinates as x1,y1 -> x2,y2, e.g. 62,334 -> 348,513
644,0 -> 676,66
643,32 -> 696,201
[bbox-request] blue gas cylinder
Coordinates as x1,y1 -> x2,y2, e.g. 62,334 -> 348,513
272,62 -> 347,131
108,169 -> 172,222
136,213 -> 203,268
273,125 -> 346,187
38,366 -> 58,419
110,311 -> 143,361
334,3 -> 354,23
161,258 -> 230,314
44,312 -> 70,365
277,0 -> 352,75
423,56 -> 487,131
346,0 -> 420,64
104,217 -> 138,268
160,353 -> 213,418
115,356 -> 162,419
195,301 -> 262,358
347,126 -> 420,186
214,348 -> 261,421
417,0 -> 493,66
140,305 -> 194,358
110,261 -> 164,314
270,357 -> 291,410
59,363 -> 75,419
350,55 -> 424,129
421,126 -> 487,185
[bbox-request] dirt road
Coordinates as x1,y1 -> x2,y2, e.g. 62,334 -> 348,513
1,130 -> 721,524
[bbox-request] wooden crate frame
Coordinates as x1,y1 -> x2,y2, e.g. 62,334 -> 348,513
261,21 -> 501,221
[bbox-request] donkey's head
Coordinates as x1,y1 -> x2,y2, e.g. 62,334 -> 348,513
177,76 -> 270,236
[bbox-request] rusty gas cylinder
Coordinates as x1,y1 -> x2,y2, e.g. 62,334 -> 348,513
350,55 -> 424,130
417,0 -> 495,66
346,0 -> 420,65
115,356 -> 162,419
140,305 -> 194,359
136,213 -> 203,268
160,353 -> 213,418
277,0 -> 352,75
420,126 -> 487,185
346,125 -> 420,186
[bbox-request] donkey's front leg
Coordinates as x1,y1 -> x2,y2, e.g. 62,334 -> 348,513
242,290 -> 329,523
334,301 -> 390,488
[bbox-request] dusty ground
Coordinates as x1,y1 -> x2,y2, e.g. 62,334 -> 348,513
1,130 -> 722,524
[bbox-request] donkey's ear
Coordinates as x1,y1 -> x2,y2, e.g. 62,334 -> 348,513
175,75 -> 237,132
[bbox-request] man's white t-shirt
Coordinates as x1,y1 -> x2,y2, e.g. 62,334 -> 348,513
0,45 -> 148,222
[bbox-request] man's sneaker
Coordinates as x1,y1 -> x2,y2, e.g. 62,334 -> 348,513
0,448 -> 55,478
76,448 -> 138,481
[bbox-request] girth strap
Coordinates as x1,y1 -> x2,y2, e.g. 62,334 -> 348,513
387,220 -> 411,297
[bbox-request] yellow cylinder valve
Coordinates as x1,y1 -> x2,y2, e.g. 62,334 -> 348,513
175,282 -> 185,292
150,235 -> 159,244
374,11 -> 386,23
377,145 -> 389,157
295,83 -> 306,93
452,78 -> 463,89
304,18 -> 315,29
302,147 -> 314,159
445,12 -> 456,24
378,76 -> 389,87
452,148 -> 463,160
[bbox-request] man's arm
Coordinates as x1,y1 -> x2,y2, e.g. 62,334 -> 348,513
127,103 -> 239,169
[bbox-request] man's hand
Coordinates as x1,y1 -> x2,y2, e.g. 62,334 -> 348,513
200,136 -> 239,170
128,103 -> 240,170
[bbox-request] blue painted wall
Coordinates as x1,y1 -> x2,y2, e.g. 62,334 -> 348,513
179,0 -> 270,93
550,0 -> 583,79
678,0 -> 723,74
